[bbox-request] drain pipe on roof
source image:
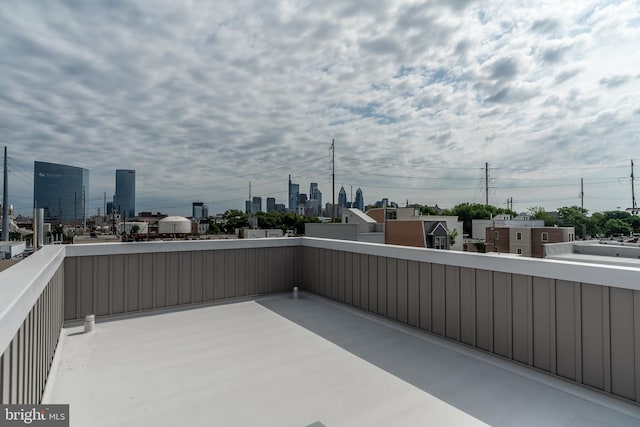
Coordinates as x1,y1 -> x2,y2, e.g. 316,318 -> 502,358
84,314 -> 95,333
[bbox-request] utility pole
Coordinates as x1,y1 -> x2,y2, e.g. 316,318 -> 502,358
485,162 -> 489,206
331,139 -> 335,220
632,159 -> 637,214
2,147 -> 9,241
580,178 -> 584,210
103,192 -> 107,225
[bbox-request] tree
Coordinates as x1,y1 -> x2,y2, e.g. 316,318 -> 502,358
603,219 -> 633,237
557,206 -> 590,239
597,211 -> 640,234
130,225 -> 140,235
528,206 -> 558,226
445,203 -> 516,236
222,209 -> 248,233
208,220 -> 223,234
420,205 -> 439,215
448,228 -> 458,246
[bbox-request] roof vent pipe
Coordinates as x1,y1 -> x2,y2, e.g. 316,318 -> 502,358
84,314 -> 95,333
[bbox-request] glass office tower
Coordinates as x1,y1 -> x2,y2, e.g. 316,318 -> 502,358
34,161 -> 89,224
115,169 -> 136,219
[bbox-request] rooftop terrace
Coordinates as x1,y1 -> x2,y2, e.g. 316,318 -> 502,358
2,237 -> 640,425
44,293 -> 640,426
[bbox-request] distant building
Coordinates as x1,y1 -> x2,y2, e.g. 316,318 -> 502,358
367,207 -> 463,251
115,169 -> 136,219
298,193 -> 308,206
288,175 -> 299,210
252,196 -> 262,214
246,197 -> 262,215
354,188 -> 364,211
305,208 -> 384,243
366,207 -> 397,222
305,199 -> 320,217
338,186 -> 348,207
471,214 -> 544,239
486,226 -> 575,258
274,203 -> 286,213
385,219 -> 450,250
266,197 -> 276,213
192,201 -> 208,219
545,240 -> 640,267
309,183 -> 322,215
34,161 -> 89,224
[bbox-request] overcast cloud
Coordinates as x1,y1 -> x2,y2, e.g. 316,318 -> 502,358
1,0 -> 639,216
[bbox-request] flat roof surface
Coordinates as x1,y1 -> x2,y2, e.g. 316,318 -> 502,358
546,252 -> 640,268
46,293 -> 640,427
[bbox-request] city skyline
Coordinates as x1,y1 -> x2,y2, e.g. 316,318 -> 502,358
1,1 -> 639,217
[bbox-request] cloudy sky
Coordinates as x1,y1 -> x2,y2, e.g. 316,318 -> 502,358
1,0 -> 639,217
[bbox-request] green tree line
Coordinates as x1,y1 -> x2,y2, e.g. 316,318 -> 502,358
529,206 -> 640,238
209,210 -> 320,235
419,203 -> 639,239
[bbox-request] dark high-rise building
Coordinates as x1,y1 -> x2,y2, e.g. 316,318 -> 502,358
252,196 -> 262,214
34,161 -> 89,224
338,186 -> 348,207
192,201 -> 208,219
115,169 -> 136,219
266,197 -> 276,213
354,188 -> 364,211
288,175 -> 299,210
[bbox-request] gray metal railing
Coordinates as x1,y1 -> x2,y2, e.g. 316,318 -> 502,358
300,238 -> 640,404
1,246 -> 65,404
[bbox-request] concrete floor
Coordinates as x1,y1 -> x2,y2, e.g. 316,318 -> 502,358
45,293 -> 640,427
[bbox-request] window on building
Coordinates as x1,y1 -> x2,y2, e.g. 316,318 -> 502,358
516,232 -> 522,241
435,236 -> 446,249
542,232 -> 548,241
494,231 -> 499,240
517,248 -> 522,255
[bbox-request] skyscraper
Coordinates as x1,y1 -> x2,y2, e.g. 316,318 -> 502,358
34,161 -> 89,224
338,186 -> 348,208
115,169 -> 136,219
192,201 -> 208,219
309,183 -> 322,215
252,196 -> 262,214
288,175 -> 299,210
266,197 -> 276,213
354,188 -> 364,210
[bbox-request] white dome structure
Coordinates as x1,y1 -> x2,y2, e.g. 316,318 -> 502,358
158,216 -> 191,234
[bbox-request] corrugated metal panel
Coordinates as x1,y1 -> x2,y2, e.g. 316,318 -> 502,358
460,267 -> 476,347
445,265 -> 460,341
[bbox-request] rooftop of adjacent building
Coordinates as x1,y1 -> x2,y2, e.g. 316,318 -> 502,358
545,240 -> 640,268
44,292 -> 640,427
